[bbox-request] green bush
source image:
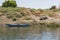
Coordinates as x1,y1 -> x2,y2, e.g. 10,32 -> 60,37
2,1 -> 17,7
12,17 -> 17,21
50,6 -> 56,10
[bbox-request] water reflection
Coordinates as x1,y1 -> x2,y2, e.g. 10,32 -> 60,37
0,26 -> 60,40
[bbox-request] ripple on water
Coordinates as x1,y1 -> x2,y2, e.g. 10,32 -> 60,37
0,27 -> 60,40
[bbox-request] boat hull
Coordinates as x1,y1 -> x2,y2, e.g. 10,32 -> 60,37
6,24 -> 30,27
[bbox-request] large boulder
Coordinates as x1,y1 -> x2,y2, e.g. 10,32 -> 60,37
39,15 -> 48,20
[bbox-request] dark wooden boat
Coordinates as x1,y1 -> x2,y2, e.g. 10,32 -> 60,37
6,24 -> 30,27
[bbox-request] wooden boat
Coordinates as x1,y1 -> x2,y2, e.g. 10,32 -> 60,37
6,24 -> 30,27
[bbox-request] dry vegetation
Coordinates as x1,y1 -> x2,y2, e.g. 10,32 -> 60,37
0,7 -> 60,25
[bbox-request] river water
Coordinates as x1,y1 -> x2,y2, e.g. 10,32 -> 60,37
0,26 -> 60,40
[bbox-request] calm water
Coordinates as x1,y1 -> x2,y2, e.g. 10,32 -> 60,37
0,26 -> 60,40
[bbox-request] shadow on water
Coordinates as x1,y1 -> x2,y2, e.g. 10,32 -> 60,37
0,24 -> 60,40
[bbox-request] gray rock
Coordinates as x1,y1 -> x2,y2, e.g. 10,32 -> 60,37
39,15 -> 48,20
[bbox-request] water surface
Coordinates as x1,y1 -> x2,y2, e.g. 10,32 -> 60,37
0,26 -> 60,40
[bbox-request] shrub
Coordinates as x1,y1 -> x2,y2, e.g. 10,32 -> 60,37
21,12 -> 26,16
50,6 -> 56,10
2,1 -> 17,7
7,15 -> 12,19
38,9 -> 43,13
12,17 -> 17,21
